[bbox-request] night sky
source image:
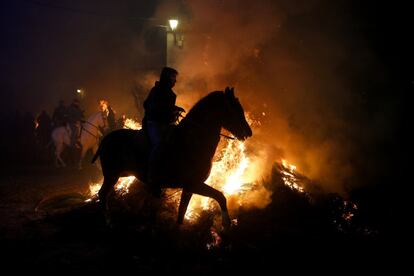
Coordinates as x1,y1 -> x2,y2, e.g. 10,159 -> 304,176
1,1 -> 411,111
0,0 -> 162,114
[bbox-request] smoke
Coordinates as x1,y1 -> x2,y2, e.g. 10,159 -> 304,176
3,0 -> 401,196
154,0 -> 397,195
0,1 -> 159,118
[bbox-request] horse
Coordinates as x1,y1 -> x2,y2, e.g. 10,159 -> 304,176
51,111 -> 108,169
92,87 -> 252,230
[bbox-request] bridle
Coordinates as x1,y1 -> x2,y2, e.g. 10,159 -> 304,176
80,112 -> 107,140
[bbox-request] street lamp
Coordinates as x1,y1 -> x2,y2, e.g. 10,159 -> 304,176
168,19 -> 178,31
76,88 -> 85,99
166,18 -> 183,67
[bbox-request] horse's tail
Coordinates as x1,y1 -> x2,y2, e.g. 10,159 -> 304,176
91,142 -> 102,164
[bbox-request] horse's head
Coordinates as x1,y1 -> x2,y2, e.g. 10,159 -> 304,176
99,111 -> 109,132
86,111 -> 109,135
222,87 -> 252,140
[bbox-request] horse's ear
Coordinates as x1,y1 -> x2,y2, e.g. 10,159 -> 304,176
225,86 -> 235,98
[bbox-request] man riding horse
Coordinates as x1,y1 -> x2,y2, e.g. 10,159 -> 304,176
142,67 -> 185,196
52,100 -> 68,128
93,86 -> 252,230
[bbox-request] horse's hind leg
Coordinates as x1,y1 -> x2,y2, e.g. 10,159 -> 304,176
78,147 -> 87,170
54,152 -> 60,168
177,189 -> 193,224
98,175 -> 119,227
187,183 -> 231,230
57,154 -> 66,167
55,143 -> 66,167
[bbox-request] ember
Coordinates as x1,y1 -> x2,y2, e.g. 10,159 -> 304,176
280,159 -> 304,193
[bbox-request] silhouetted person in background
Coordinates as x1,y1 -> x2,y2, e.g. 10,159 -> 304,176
67,98 -> 84,148
99,99 -> 117,134
107,105 -> 117,131
142,66 -> 185,196
117,114 -> 126,129
36,110 -> 52,147
52,100 -> 68,128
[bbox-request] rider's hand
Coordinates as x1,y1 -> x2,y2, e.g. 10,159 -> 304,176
175,106 -> 185,113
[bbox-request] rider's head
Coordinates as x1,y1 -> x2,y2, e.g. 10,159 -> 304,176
160,67 -> 178,88
99,100 -> 108,112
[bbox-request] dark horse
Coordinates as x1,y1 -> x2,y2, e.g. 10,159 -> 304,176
92,87 -> 252,229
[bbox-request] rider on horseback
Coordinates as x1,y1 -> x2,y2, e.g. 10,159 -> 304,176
67,98 -> 85,148
52,100 -> 68,128
142,67 -> 185,196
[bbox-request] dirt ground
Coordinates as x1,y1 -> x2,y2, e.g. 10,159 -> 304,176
0,162 -> 406,273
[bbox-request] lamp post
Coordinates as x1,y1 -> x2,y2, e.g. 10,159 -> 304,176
169,19 -> 178,31
76,88 -> 85,99
166,18 -> 183,67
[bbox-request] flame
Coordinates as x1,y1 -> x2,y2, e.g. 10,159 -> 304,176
87,115 -> 271,223
183,140 -> 252,221
114,176 -> 136,195
280,159 -> 304,193
123,118 -> 142,130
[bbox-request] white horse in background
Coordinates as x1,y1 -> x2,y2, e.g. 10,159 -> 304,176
51,111 -> 108,169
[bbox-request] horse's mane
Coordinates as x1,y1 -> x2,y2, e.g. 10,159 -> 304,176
180,91 -> 224,125
87,111 -> 101,120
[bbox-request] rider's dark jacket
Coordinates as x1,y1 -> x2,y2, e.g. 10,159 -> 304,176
107,105 -> 117,130
66,104 -> 84,124
143,81 -> 177,125
52,105 -> 68,126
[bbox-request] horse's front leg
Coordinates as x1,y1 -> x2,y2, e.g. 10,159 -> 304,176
91,143 -> 101,169
78,147 -> 87,170
186,183 -> 231,230
177,189 -> 192,224
55,143 -> 66,167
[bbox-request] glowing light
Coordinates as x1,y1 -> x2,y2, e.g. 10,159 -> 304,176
114,176 -> 136,195
123,118 -> 142,130
169,19 -> 179,31
280,159 -> 304,193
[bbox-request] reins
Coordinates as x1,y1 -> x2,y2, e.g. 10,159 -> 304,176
80,112 -> 106,139
179,114 -> 236,140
